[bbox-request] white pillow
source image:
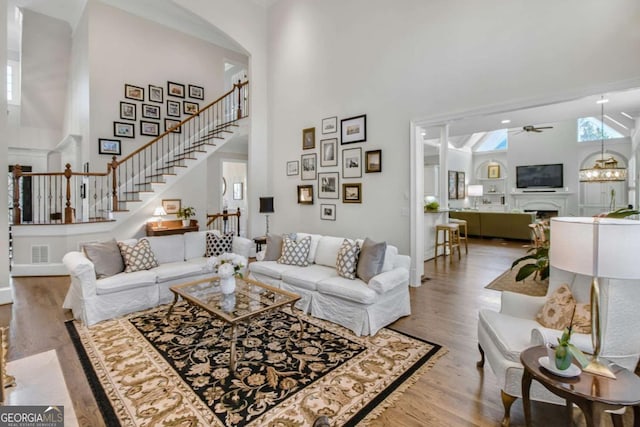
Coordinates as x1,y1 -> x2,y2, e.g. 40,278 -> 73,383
314,236 -> 346,267
184,231 -> 207,260
146,235 -> 185,264
382,245 -> 398,272
297,232 -> 323,263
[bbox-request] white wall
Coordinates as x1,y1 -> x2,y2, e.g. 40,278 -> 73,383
0,0 -> 12,302
267,0 -> 640,253
86,1 -> 248,173
447,148 -> 473,209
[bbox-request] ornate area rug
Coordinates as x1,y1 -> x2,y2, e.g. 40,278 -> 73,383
484,262 -> 548,296
66,302 -> 445,426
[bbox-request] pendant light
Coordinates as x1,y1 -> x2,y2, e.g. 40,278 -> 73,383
579,96 -> 627,182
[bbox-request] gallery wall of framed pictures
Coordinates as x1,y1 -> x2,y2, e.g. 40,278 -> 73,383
100,80 -> 207,155
288,112 -> 381,218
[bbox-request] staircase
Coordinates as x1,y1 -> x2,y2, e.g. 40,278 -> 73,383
11,81 -> 249,226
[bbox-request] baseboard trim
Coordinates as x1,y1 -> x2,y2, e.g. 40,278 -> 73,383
11,264 -> 67,277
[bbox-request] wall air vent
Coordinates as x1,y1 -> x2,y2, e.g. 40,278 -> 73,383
31,245 -> 49,264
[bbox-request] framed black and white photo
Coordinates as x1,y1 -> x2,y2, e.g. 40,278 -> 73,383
167,81 -> 185,98
297,185 -> 314,204
341,114 -> 366,144
140,120 -> 159,137
320,204 -> 336,221
342,183 -> 362,203
301,153 -> 317,180
120,101 -> 136,121
457,171 -> 465,199
233,182 -> 243,200
148,85 -> 163,103
124,84 -> 144,101
320,138 -> 338,167
189,84 -> 204,100
98,138 -> 121,155
318,172 -> 339,199
322,116 -> 338,134
114,121 -> 134,138
167,100 -> 181,117
342,147 -> 362,178
184,101 -> 199,115
448,170 -> 457,200
165,118 -> 181,134
142,104 -> 160,119
302,127 -> 315,150
365,149 -> 382,173
287,160 -> 299,176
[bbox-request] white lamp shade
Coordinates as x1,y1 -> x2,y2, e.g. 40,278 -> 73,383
467,185 -> 483,197
550,217 -> 640,279
153,207 -> 167,216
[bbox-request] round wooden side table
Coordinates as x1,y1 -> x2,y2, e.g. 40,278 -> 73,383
520,346 -> 640,427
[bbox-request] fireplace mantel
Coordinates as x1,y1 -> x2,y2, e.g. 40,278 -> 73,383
511,192 -> 574,216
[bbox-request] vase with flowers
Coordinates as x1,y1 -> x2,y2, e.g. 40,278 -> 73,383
206,253 -> 247,294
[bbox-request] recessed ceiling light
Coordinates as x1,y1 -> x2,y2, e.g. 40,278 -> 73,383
596,98 -> 609,104
501,119 -> 511,124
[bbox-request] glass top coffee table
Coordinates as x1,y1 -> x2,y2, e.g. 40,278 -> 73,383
167,275 -> 302,371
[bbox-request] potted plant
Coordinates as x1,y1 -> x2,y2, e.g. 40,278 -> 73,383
177,206 -> 195,227
424,201 -> 440,212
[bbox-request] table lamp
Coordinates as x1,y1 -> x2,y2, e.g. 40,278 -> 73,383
467,185 -> 483,209
153,206 -> 167,229
259,197 -> 274,235
550,217 -> 640,378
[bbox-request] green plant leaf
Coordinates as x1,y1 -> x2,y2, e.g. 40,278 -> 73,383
568,343 -> 590,368
605,208 -> 640,218
511,255 -> 537,269
515,264 -> 539,281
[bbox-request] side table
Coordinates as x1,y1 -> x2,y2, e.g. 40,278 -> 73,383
521,346 -> 640,427
253,236 -> 267,252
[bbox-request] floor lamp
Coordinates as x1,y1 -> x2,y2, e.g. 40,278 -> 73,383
550,217 -> 640,378
259,197 -> 274,235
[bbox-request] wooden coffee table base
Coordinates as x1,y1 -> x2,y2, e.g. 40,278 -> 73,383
521,346 -> 640,427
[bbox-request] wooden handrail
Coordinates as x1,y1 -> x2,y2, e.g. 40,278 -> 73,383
207,207 -> 242,236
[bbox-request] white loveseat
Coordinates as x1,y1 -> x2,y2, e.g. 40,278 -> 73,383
63,231 -> 252,326
248,233 -> 411,336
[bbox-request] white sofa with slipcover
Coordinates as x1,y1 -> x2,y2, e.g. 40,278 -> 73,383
248,233 -> 411,336
63,231 -> 252,326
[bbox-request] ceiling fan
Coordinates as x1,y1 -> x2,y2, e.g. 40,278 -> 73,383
509,125 -> 554,135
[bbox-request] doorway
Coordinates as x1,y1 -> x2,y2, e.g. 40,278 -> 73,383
222,160 -> 248,237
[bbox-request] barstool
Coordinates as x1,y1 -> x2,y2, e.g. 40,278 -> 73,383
449,218 -> 468,253
434,223 -> 461,263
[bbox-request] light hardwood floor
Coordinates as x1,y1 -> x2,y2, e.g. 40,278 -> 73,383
1,238 -> 631,426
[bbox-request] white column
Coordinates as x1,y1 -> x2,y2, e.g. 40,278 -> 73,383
439,124 -> 449,208
0,0 -> 13,304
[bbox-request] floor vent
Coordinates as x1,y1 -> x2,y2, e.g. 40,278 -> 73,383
31,245 -> 49,264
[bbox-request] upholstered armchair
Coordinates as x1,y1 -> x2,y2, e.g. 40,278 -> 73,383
477,267 -> 640,426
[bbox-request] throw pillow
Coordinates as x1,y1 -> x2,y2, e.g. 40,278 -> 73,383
572,303 -> 592,334
82,238 -> 124,279
118,239 -> 158,273
205,232 -> 234,257
336,239 -> 361,280
263,234 -> 284,261
535,284 -> 577,331
278,236 -> 311,266
356,237 -> 387,283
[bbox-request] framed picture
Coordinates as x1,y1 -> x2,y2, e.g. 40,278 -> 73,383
167,81 -> 185,98
320,138 -> 338,167
322,116 -> 338,134
488,164 -> 501,179
162,199 -> 181,214
114,121 -> 135,138
341,114 -> 366,144
233,182 -> 243,200
167,100 -> 181,117
148,85 -> 163,103
318,172 -> 339,199
184,101 -> 199,115
98,138 -> 121,155
297,185 -> 314,205
142,104 -> 161,119
120,101 -> 136,121
448,170 -> 457,200
302,127 -> 315,150
301,153 -> 317,180
189,84 -> 204,100
365,149 -> 382,173
287,160 -> 299,176
164,118 -> 181,134
124,84 -> 144,101
342,183 -> 362,203
320,204 -> 336,221
342,147 -> 362,178
140,120 -> 159,137
457,171 -> 465,199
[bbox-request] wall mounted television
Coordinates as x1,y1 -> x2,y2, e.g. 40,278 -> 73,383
516,163 -> 563,189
